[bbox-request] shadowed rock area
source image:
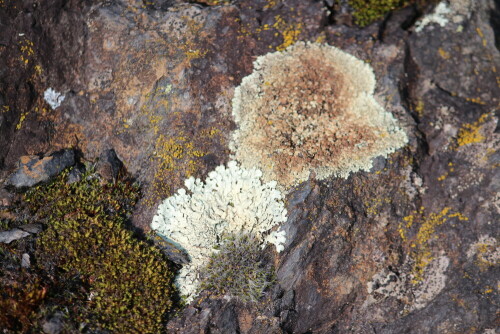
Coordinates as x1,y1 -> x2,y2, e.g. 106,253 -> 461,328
0,0 -> 498,333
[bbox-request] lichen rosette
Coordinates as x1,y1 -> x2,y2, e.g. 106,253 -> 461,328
230,41 -> 408,188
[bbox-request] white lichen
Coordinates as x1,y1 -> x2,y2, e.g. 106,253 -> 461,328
411,256 -> 449,310
151,161 -> 287,301
230,41 -> 408,188
43,88 -> 65,109
415,2 -> 451,33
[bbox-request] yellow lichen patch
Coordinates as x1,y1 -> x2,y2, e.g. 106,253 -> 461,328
476,27 -> 487,47
437,162 -> 455,181
438,48 -> 451,60
364,197 -> 391,216
16,112 -> 28,130
467,235 -> 499,271
238,13 -> 302,52
264,0 -> 279,9
456,113 -> 491,148
464,96 -> 486,105
271,15 -> 302,51
33,64 -> 43,76
18,38 -> 34,65
415,100 -> 425,118
178,16 -> 208,63
191,0 -> 231,5
1,105 -> 9,113
147,134 -> 206,205
399,207 -> 468,284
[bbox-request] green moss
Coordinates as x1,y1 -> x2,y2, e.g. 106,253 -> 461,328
346,0 -> 407,26
346,0 -> 441,27
24,167 -> 174,333
199,233 -> 275,303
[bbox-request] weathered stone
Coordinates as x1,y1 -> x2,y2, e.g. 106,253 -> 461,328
21,253 -> 30,268
67,165 -> 85,184
19,223 -> 43,234
41,312 -> 65,334
280,290 -> 295,311
95,149 -> 124,182
5,150 -> 75,189
0,228 -> 30,244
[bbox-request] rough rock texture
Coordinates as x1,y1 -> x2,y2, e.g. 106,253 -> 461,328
0,0 -> 499,333
0,228 -> 30,244
5,149 -> 75,188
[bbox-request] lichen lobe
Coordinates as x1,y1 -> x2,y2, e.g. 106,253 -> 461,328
231,42 -> 408,188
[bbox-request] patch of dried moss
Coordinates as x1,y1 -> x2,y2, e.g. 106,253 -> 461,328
199,233 -> 275,303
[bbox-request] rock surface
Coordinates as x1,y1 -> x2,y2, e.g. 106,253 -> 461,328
0,228 -> 30,244
5,149 -> 75,188
0,0 -> 498,333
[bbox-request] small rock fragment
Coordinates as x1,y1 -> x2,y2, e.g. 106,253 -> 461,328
21,253 -> 30,268
67,165 -> 85,184
19,223 -> 43,234
0,228 -> 30,244
42,312 -> 65,334
6,149 -> 75,189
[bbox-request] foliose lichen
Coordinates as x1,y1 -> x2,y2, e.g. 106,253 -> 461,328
230,41 -> 408,189
151,161 -> 287,301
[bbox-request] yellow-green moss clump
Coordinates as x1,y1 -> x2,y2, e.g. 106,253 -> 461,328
347,0 -> 416,27
24,168 -> 174,333
349,0 -> 406,26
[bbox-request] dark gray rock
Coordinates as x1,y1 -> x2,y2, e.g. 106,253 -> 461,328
280,290 -> 295,311
19,223 -> 43,234
212,303 -> 240,334
95,149 -> 124,183
0,0 -> 498,333
5,149 -> 75,189
67,165 -> 85,184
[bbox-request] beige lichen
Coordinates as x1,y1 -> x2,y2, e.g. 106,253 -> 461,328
230,42 -> 408,188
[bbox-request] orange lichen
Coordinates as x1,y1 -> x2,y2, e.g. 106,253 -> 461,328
456,113 -> 490,147
399,207 -> 468,283
476,27 -> 487,47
